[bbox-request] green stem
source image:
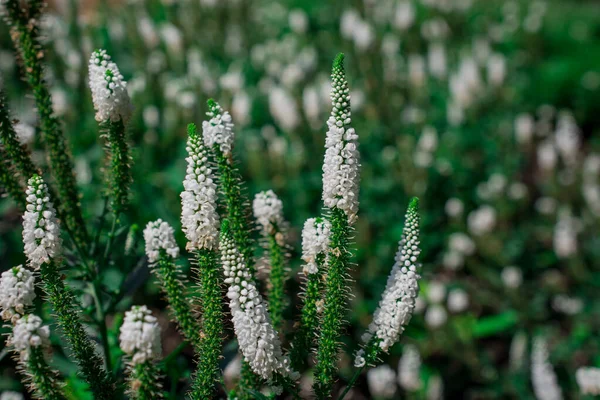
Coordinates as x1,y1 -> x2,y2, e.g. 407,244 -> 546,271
266,233 -> 286,331
24,346 -> 68,400
337,366 -> 365,400
89,282 -> 112,374
128,361 -> 163,400
103,119 -> 131,216
153,253 -> 202,350
39,260 -> 116,399
314,207 -> 352,399
189,249 -> 224,400
290,254 -> 326,370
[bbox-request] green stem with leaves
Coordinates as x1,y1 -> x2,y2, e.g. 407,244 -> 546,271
189,249 -> 224,400
23,346 -> 68,400
103,118 -> 131,216
39,260 -> 116,399
152,251 -> 202,350
127,361 -> 163,400
314,207 -> 352,399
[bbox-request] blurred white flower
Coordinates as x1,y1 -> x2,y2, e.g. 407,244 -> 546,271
426,374 -> 444,400
425,304 -> 447,328
487,53 -> 506,86
445,198 -> 464,217
288,9 -> 309,34
232,91 -> 251,126
367,365 -> 397,399
576,367 -> 600,395
409,55 -> 426,87
14,122 -> 35,146
551,294 -> 583,315
269,87 -> 300,131
443,251 -> 464,270
467,205 -> 496,236
515,113 -> 535,145
509,331 -> 527,370
119,305 -> 162,364
448,232 -> 476,256
447,288 -> 469,313
535,197 -> 557,215
428,43 -> 447,79
0,392 -> 24,400
398,344 -> 422,391
531,337 -> 562,400
501,266 -> 523,289
553,209 -> 577,258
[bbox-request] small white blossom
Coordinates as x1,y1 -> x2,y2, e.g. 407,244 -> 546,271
14,122 -> 35,145
502,266 -> 523,289
360,199 -> 420,354
467,205 -> 496,236
202,101 -> 235,158
515,113 -> 535,145
22,175 -> 62,270
425,304 -> 447,329
10,314 -> 50,360
445,198 -> 464,217
427,281 -> 446,304
0,265 -> 36,323
531,337 -> 563,400
180,128 -> 220,251
269,87 -> 300,131
448,232 -> 476,256
89,49 -> 133,123
576,367 -> 600,395
143,219 -> 180,263
393,1 -> 415,30
426,375 -> 444,400
551,294 -> 583,315
253,190 -> 285,235
322,55 -> 360,223
553,210 -> 577,258
447,288 -> 469,313
220,234 -> 296,380
301,218 -> 332,274
119,305 -> 162,364
398,344 -> 422,391
367,365 -> 397,399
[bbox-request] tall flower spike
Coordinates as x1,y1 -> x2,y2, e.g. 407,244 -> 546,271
0,265 -> 36,323
202,99 -> 235,159
314,53 -> 359,398
181,123 -> 220,251
576,367 -> 600,395
322,53 -> 360,224
90,49 -> 133,214
290,217 -> 331,370
253,190 -> 288,330
23,178 -> 115,399
144,219 -> 202,350
3,5 -> 88,248
22,175 -> 62,270
531,337 -> 563,400
355,198 -> 421,368
89,49 -> 133,123
220,220 -> 296,381
9,314 -> 67,400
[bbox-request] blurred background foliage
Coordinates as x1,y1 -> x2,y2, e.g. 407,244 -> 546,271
0,0 -> 599,398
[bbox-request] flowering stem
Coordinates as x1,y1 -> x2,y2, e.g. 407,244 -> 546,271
39,261 -> 116,399
89,281 -> 112,374
24,346 -> 68,400
189,249 -> 224,400
266,233 -> 286,330
129,361 -> 163,400
337,367 -> 365,400
290,254 -> 325,370
103,118 -> 131,216
314,207 -> 351,398
0,148 -> 26,208
153,252 -> 202,350
4,2 -> 88,248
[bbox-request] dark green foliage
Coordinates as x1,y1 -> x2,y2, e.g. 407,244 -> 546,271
0,147 -> 26,208
127,361 -> 163,400
266,233 -> 286,331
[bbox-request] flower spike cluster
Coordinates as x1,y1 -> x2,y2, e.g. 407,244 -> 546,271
356,198 -> 421,367
89,49 -> 133,123
253,190 -> 285,235
143,219 -> 180,263
10,315 -> 50,361
301,218 -> 332,274
0,266 -> 36,323
321,53 -> 360,223
531,337 -> 563,400
22,175 -> 62,270
202,99 -> 235,158
220,220 -> 296,381
119,305 -> 162,365
181,123 -> 220,251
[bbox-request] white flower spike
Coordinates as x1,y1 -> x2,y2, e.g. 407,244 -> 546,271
202,100 -> 235,158
220,223 -> 296,380
22,175 -> 62,270
253,190 -> 285,235
531,337 -> 563,400
143,219 -> 180,263
300,218 -> 332,274
119,305 -> 162,365
10,314 -> 51,361
0,265 -> 36,323
89,49 -> 133,123
321,53 -> 360,223
180,124 -> 220,251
